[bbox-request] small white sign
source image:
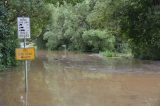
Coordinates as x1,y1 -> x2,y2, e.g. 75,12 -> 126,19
17,17 -> 30,39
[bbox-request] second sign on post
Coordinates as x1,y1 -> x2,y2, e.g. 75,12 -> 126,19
16,48 -> 35,60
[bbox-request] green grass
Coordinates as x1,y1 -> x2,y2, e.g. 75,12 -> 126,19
101,50 -> 132,58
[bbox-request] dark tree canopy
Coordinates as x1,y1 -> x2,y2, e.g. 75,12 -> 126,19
0,1 -> 18,70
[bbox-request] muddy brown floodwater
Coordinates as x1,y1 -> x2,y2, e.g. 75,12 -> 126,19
1,50 -> 160,106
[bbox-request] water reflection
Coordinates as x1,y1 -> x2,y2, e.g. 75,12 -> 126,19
0,50 -> 160,106
45,51 -> 160,74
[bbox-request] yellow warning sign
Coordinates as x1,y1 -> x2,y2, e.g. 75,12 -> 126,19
16,48 -> 35,60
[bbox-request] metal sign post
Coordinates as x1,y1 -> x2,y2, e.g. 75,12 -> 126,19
17,17 -> 30,93
16,17 -> 33,106
24,33 -> 28,106
24,33 -> 28,93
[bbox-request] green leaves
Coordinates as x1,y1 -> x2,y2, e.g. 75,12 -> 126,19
43,0 -> 116,52
113,0 -> 160,59
82,29 -> 115,52
40,0 -> 160,59
0,2 -> 18,70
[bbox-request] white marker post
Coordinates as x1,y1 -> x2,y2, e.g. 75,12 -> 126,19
17,17 -> 31,106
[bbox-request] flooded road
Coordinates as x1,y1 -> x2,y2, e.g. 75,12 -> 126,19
1,50 -> 160,106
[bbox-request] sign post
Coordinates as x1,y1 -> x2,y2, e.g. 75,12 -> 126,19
17,17 -> 31,92
16,17 -> 34,106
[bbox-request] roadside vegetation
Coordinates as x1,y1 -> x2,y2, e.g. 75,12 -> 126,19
0,0 -> 47,71
43,0 -> 160,60
0,1 -> 18,70
0,0 -> 160,70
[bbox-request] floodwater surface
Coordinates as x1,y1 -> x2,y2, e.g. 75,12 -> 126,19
0,50 -> 160,106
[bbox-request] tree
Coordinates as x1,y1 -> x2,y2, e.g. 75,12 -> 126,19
44,0 -> 84,5
0,1 -> 18,70
43,1 -> 116,52
6,0 -> 49,39
114,0 -> 160,59
0,0 -> 49,70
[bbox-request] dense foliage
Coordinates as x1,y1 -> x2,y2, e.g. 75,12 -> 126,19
44,0 -> 116,52
44,0 -> 84,5
6,0 -> 49,39
43,0 -> 160,59
0,2 -> 17,70
0,0 -> 49,70
114,0 -> 160,59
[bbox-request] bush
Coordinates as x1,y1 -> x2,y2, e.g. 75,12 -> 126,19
113,0 -> 160,59
43,1 -> 116,53
101,50 -> 115,57
0,2 -> 18,70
